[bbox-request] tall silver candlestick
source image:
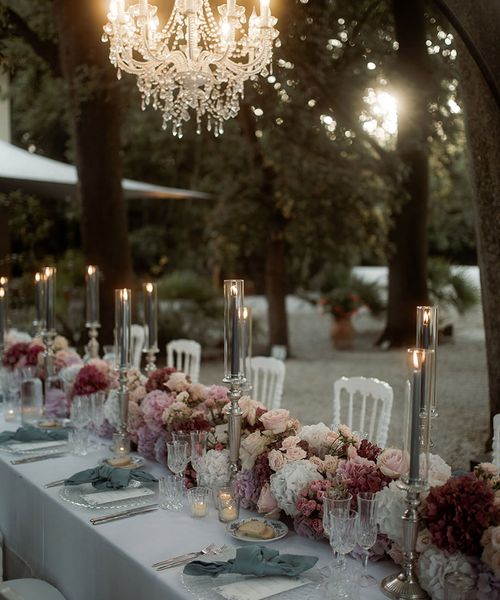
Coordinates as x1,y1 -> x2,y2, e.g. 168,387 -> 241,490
85,266 -> 100,359
143,282 -> 158,374
382,348 -> 432,600
114,289 -> 131,456
223,280 -> 246,475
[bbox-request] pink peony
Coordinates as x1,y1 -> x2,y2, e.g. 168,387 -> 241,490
268,449 -> 287,471
257,483 -> 278,514
260,408 -> 290,434
377,448 -> 410,479
129,385 -> 147,404
165,372 -> 190,392
187,383 -> 207,403
127,400 -> 145,443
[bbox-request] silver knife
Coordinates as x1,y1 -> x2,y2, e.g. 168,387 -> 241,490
11,452 -> 68,465
44,479 -> 66,488
90,504 -> 159,525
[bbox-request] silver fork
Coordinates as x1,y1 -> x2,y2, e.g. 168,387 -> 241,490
152,543 -> 216,569
155,544 -> 228,571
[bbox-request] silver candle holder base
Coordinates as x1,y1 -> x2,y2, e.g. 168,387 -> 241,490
381,485 -> 429,600
144,347 -> 158,374
86,324 -> 100,359
223,377 -> 244,477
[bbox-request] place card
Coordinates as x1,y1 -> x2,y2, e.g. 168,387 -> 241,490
83,486 -> 155,506
8,441 -> 67,452
213,576 -> 311,600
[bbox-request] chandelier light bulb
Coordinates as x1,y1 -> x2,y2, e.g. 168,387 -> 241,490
103,0 -> 279,136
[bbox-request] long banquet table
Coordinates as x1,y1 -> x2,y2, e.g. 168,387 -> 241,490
0,416 -> 395,600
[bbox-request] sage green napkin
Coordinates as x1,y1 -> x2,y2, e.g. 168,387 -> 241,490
64,465 -> 158,490
183,545 -> 318,578
0,425 -> 68,445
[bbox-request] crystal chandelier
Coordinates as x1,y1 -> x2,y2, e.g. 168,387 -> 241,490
103,0 -> 279,136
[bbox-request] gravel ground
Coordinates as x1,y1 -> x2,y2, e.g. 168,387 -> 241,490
200,300 -> 489,471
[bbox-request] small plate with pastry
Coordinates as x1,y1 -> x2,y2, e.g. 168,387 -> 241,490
227,517 -> 288,543
100,455 -> 145,470
37,418 -> 72,430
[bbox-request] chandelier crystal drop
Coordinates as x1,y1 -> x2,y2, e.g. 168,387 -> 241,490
103,0 -> 279,136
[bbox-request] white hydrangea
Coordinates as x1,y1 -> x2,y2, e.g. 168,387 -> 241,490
417,547 -> 476,600
59,363 -> 83,386
198,449 -> 231,486
298,422 -> 331,452
375,480 -> 406,546
426,453 -> 452,487
270,459 -> 319,516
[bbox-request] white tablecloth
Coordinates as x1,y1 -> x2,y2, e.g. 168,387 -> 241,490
0,416 -> 395,600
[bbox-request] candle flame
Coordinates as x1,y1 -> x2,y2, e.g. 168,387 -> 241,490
87,265 -> 97,276
230,284 -> 238,296
122,289 -> 129,301
261,0 -> 270,7
0,277 -> 8,286
35,272 -> 41,283
145,282 -> 154,293
412,350 -> 420,370
0,288 -> 4,298
423,309 -> 430,325
44,266 -> 55,278
242,307 -> 248,319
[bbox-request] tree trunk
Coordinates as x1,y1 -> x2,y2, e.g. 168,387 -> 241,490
53,0 -> 133,344
265,233 -> 289,353
446,0 -> 500,445
378,0 -> 431,347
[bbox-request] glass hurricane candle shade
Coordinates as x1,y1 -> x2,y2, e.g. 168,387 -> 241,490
416,305 -> 438,416
114,289 -> 131,369
85,266 -> 100,327
402,348 -> 434,487
42,267 -> 56,333
34,272 -> 45,331
241,306 -> 252,390
143,282 -> 158,351
223,280 -> 246,382
0,286 -> 6,349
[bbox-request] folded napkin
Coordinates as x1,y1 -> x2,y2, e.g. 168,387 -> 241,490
183,545 -> 318,578
0,425 -> 68,445
64,464 -> 158,490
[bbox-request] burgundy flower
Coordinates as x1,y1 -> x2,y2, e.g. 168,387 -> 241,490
73,364 -> 109,396
337,456 -> 390,500
26,344 -> 45,366
357,439 -> 383,461
424,473 -> 499,555
145,367 -> 177,393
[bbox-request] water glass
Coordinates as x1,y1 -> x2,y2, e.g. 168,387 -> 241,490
68,428 -> 90,456
70,396 -> 92,455
329,510 -> 360,600
187,486 -> 211,518
20,367 -> 43,425
159,475 -> 184,510
4,371 -> 21,421
356,492 -> 378,586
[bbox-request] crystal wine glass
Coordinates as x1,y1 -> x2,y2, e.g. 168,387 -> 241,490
190,430 -> 208,483
356,491 -> 378,586
167,441 -> 190,484
329,509 -> 359,600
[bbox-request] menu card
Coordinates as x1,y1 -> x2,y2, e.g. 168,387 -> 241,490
83,487 -> 155,506
213,576 -> 311,600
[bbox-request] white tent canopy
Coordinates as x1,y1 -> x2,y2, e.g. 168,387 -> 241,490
0,140 -> 208,200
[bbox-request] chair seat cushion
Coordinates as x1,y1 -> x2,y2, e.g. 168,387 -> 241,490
0,579 -> 66,600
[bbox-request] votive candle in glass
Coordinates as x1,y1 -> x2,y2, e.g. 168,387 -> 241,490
115,289 -> 131,369
223,280 -> 245,381
218,496 -> 239,522
85,266 -> 100,326
42,266 -> 56,332
143,282 -> 158,351
187,487 -> 210,518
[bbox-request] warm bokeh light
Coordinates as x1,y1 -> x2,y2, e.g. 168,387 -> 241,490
360,88 -> 398,144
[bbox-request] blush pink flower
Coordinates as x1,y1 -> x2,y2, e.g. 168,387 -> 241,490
377,448 -> 410,479
165,372 -> 190,392
257,483 -> 278,514
141,390 -> 175,433
260,408 -> 290,434
268,449 -> 287,471
280,436 -> 301,451
239,396 -> 266,426
286,446 -> 307,461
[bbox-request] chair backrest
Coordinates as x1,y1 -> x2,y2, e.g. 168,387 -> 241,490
493,414 -> 500,468
166,339 -> 201,383
130,325 -> 145,370
332,376 -> 393,448
249,356 -> 286,410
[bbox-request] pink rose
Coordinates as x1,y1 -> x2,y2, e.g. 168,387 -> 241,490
324,431 -> 340,446
188,383 -> 207,403
377,448 -> 410,479
339,424 -> 353,438
280,435 -> 301,451
286,446 -> 307,461
479,462 -> 498,476
257,483 -> 278,514
239,396 -> 267,426
129,385 -> 146,403
268,449 -> 287,471
240,431 -> 268,470
491,526 -> 500,551
323,455 -> 339,475
166,372 -> 190,392
259,408 -> 290,434
309,456 -> 324,472
347,445 -> 358,459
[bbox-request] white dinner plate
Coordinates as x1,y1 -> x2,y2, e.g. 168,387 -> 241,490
59,480 -> 158,510
227,518 -> 288,543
